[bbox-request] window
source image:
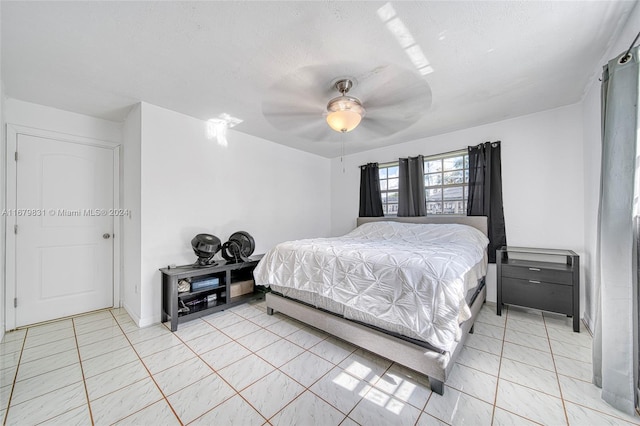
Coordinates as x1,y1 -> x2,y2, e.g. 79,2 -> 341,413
424,151 -> 469,215
379,163 -> 399,215
378,150 -> 469,216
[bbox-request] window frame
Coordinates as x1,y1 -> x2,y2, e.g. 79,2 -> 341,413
378,150 -> 469,216
378,162 -> 400,216
423,150 -> 469,215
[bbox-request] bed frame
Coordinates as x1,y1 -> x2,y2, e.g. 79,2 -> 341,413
265,215 -> 488,395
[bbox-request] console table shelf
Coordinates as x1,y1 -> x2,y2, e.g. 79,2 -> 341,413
160,255 -> 264,331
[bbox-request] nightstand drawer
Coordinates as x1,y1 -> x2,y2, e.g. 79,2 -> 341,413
502,277 -> 572,314
502,264 -> 573,285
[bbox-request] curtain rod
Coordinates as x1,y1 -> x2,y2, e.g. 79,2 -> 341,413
621,31 -> 640,64
357,146 -> 469,169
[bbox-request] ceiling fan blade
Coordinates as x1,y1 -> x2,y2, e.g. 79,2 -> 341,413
304,125 -> 335,142
365,105 -> 423,124
263,97 -> 323,110
262,63 -> 432,141
262,66 -> 332,133
263,111 -> 323,132
363,79 -> 431,112
262,102 -> 323,119
359,115 -> 416,136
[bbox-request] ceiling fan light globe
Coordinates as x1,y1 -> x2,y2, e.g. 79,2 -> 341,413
326,110 -> 362,132
326,95 -> 365,133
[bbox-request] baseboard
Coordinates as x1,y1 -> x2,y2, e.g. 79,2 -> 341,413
138,315 -> 160,328
121,302 -> 140,326
582,312 -> 595,335
121,302 -> 161,329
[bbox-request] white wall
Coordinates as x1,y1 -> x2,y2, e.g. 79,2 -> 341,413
5,99 -> 122,143
0,85 -> 4,338
581,2 -> 640,330
0,98 -> 332,329
135,103 -> 332,325
0,0 -> 4,338
331,104 -> 586,307
122,104 -> 142,323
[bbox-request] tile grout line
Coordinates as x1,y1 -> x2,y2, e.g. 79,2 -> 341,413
164,310 -> 270,425
255,305 -> 473,425
501,310 -> 613,424
107,310 -> 185,426
200,306 -> 369,423
217,310 -> 327,424
492,308 -> 557,425
2,328 -> 28,426
337,358 -> 395,425
542,313 -> 571,426
69,317 -> 96,426
490,303 -> 508,425
490,315 -> 579,401
545,314 -> 640,425
5,322 -> 101,425
7,303 -> 625,425
257,315 -> 432,424
258,321 -> 390,423
246,304 -> 534,425
78,308 -> 181,422
58,314 -> 147,422
178,306 -> 596,421
486,326 -> 592,371
271,350 -> 362,424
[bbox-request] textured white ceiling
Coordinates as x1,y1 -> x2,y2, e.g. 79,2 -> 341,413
1,1 -> 636,158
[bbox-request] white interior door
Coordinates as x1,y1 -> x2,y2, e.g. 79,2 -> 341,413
14,134 -> 114,326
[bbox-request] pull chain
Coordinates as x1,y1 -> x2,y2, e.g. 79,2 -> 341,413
341,131 -> 346,173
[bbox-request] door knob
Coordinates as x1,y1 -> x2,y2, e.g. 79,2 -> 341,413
103,233 -> 111,239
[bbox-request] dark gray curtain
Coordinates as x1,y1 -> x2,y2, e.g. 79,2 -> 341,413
592,46 -> 638,415
359,163 -> 384,217
467,141 -> 506,263
398,155 -> 426,217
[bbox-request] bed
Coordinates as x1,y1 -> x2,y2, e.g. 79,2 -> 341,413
253,215 -> 488,395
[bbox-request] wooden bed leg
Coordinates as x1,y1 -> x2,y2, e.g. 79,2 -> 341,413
267,307 -> 274,315
430,379 -> 444,395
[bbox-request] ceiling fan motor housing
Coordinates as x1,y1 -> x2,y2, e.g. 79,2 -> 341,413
326,79 -> 365,133
334,79 -> 353,94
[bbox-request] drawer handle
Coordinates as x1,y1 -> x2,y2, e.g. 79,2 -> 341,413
528,268 -> 541,271
528,280 -> 541,284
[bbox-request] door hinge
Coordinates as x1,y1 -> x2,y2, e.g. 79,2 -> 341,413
14,298 -> 17,308
14,224 -> 17,234
14,151 -> 18,161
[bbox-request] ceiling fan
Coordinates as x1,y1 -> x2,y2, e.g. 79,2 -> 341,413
261,63 -> 433,142
325,78 -> 366,133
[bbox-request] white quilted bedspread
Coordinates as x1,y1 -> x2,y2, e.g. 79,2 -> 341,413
253,221 -> 489,351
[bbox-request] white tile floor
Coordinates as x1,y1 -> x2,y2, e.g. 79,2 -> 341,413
1,301 -> 639,425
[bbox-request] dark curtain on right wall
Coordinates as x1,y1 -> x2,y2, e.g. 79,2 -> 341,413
467,141 -> 506,263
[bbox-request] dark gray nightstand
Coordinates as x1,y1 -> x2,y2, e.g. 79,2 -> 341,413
497,246 -> 580,332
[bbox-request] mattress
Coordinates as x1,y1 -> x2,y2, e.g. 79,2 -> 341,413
254,221 -> 489,352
